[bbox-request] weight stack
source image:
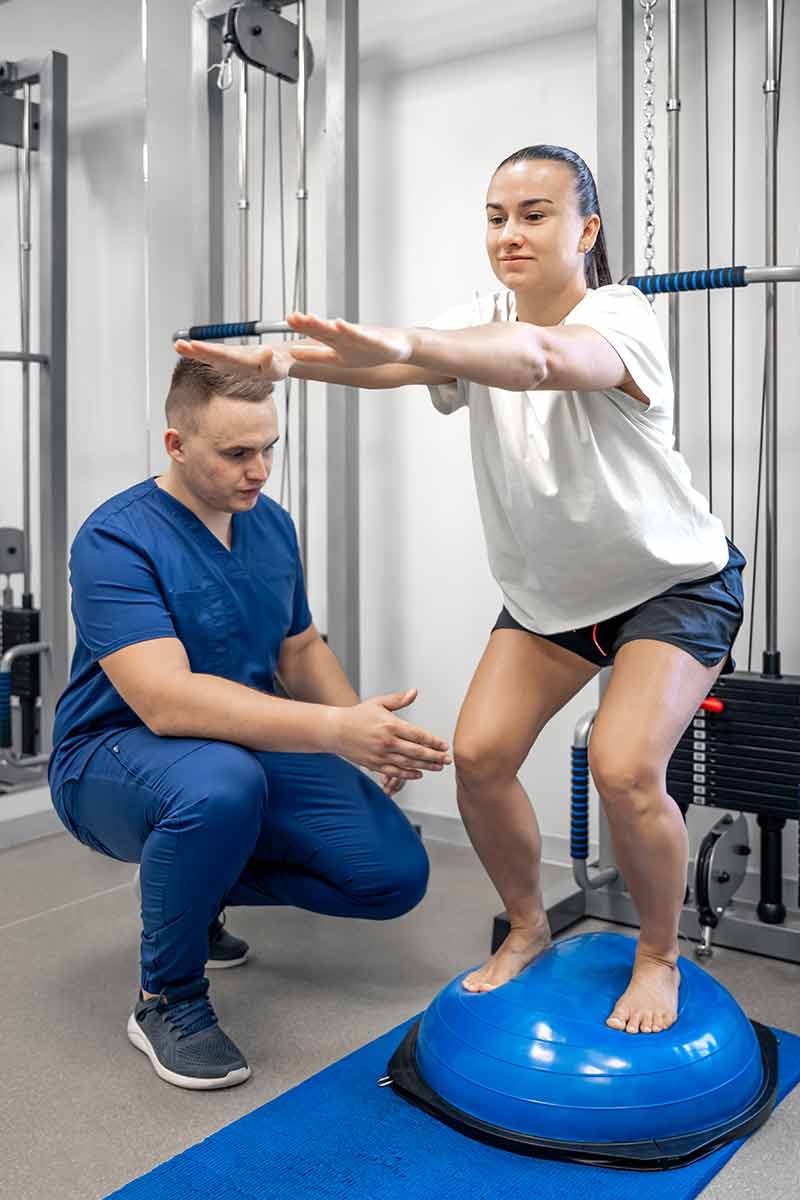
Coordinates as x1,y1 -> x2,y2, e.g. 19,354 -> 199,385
667,672 -> 800,822
1,606 -> 41,702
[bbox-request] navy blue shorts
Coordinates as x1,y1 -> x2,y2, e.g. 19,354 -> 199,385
493,538 -> 746,675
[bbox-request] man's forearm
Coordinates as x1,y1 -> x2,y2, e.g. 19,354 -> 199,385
407,324 -> 547,392
279,637 -> 359,707
152,671 -> 337,753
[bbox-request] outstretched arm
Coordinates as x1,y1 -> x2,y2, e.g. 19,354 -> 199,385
174,331 -> 453,391
287,313 -> 639,396
177,311 -> 637,397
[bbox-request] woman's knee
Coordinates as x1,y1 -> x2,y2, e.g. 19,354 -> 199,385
588,741 -> 663,815
453,732 -> 520,794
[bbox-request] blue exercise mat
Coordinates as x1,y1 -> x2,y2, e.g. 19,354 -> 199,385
106,1019 -> 800,1200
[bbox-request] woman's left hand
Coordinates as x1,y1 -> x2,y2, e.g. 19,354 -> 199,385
287,312 -> 415,368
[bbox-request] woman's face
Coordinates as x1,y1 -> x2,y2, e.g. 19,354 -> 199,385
485,159 -> 598,293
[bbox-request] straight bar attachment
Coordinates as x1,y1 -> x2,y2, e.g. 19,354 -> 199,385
626,264 -> 800,293
173,319 -> 291,341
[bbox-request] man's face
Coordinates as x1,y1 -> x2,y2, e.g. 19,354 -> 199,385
174,393 -> 280,513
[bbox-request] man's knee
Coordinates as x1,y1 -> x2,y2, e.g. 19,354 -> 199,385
370,831 -> 430,919
160,744 -> 267,836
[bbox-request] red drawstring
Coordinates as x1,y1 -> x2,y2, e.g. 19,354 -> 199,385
592,623 -> 608,657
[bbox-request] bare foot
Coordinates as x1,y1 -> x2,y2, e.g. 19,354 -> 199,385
606,950 -> 680,1034
462,916 -> 552,993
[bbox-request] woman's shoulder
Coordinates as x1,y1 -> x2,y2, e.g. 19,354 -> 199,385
567,282 -> 658,328
577,282 -> 650,308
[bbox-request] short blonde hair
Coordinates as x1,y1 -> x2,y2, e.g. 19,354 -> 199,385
166,358 -> 273,431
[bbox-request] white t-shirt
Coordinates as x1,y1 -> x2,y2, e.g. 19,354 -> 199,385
426,283 -> 729,635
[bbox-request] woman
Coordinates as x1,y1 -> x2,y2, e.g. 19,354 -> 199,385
177,144 -> 746,1036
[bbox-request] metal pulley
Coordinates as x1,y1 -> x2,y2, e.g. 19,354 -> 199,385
225,2 -> 314,83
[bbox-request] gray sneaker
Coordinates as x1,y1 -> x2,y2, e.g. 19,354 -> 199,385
207,911 -> 250,969
127,977 -> 251,1090
132,867 -> 250,968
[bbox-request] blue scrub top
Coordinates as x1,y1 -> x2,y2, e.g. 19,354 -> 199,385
49,478 -> 312,793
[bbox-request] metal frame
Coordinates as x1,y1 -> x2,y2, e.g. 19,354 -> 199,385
191,0 -> 360,688
0,52 -> 68,791
325,0 -> 360,690
667,0 -> 681,445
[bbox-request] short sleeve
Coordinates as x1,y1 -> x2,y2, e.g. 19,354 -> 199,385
70,523 -> 176,661
421,301 -> 475,415
564,285 -> 674,416
286,521 -> 313,638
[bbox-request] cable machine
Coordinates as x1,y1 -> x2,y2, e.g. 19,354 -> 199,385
0,52 -> 68,794
494,0 -> 800,965
184,0 -> 361,690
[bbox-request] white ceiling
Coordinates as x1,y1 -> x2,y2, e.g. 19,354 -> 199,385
358,0 -> 596,70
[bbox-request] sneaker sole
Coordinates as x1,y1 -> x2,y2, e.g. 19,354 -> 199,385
126,1013 -> 251,1090
206,950 -> 250,970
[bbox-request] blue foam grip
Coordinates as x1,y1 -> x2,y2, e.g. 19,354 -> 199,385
570,745 -> 590,860
627,265 -> 747,294
185,321 -> 260,341
0,672 -> 11,748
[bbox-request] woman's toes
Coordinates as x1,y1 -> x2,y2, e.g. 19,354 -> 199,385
606,1008 -> 628,1030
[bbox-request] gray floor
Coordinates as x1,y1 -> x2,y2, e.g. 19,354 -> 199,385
2,831 -> 799,1200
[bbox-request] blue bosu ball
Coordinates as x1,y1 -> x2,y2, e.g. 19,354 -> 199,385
387,932 -> 777,1169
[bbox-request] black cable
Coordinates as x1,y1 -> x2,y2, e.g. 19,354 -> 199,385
704,0 -> 712,513
730,0 -> 736,543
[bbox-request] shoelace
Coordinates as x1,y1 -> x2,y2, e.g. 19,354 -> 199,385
163,993 -> 219,1040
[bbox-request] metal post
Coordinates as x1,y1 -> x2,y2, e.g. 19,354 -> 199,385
594,0 -> 635,875
19,81 -> 32,599
36,52 -> 69,754
667,0 -> 681,447
192,3 -> 225,324
325,0 -> 360,691
595,0 -> 635,283
763,0 -> 779,675
238,59 -> 250,325
296,0 -> 309,566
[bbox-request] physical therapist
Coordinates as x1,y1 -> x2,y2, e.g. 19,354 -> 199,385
49,357 -> 447,1091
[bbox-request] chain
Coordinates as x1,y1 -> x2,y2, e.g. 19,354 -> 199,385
641,0 -> 658,297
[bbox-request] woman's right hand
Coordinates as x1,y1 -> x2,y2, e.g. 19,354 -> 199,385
174,338 -> 296,382
325,689 -> 451,779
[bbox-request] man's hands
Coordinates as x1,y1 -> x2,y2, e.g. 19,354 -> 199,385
324,688 -> 451,787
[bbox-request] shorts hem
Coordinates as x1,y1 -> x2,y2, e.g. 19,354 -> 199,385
612,634 -> 732,672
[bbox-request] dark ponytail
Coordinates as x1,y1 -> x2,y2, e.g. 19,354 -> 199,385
494,144 -> 612,289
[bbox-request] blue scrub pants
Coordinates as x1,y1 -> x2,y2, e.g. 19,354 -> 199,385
53,727 -> 430,994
